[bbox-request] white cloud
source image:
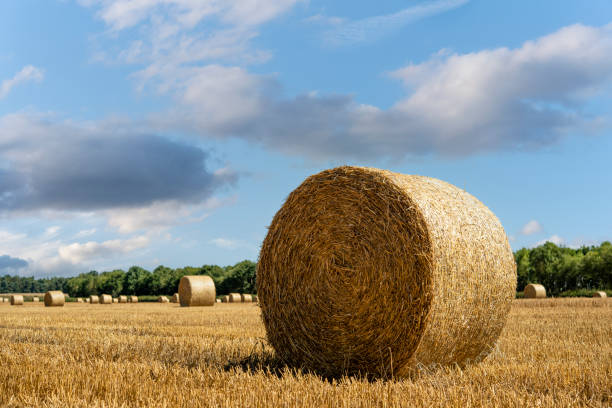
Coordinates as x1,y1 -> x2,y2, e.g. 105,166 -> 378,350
322,0 -> 469,47
75,228 -> 97,238
535,234 -> 565,247
58,235 -> 150,264
44,226 -> 61,238
520,220 -> 542,235
0,65 -> 44,99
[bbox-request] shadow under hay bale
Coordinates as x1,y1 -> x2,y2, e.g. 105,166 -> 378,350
44,291 -> 65,307
258,166 -> 516,378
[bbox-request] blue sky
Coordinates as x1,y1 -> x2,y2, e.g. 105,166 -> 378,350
1,0 -> 611,277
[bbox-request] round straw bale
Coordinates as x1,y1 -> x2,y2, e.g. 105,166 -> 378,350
216,298 -> 222,303
222,295 -> 229,303
44,291 -> 65,307
90,295 -> 99,304
524,284 -> 546,299
257,166 -> 516,377
32,296 -> 39,302
171,293 -> 179,303
178,275 -> 215,307
112,298 -> 118,303
129,295 -> 138,303
240,294 -> 252,303
228,293 -> 241,303
119,295 -> 127,303
593,291 -> 607,298
77,298 -> 84,303
10,295 -> 24,306
158,296 -> 169,303
100,294 -> 112,304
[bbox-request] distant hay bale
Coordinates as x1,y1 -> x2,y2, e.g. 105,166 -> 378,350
178,275 -> 216,307
228,293 -> 241,303
44,291 -> 65,307
32,296 -> 39,302
84,298 -> 90,303
240,294 -> 252,303
257,166 -> 516,377
216,298 -> 221,303
112,298 -> 118,303
524,284 -> 546,299
171,293 -> 179,303
77,298 -> 84,303
129,296 -> 138,303
593,291 -> 607,298
158,296 -> 169,303
100,294 -> 112,304
90,295 -> 99,304
119,295 -> 127,303
222,295 -> 229,303
10,295 -> 24,306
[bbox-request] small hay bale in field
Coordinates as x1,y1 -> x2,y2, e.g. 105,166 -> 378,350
524,284 -> 546,299
216,298 -> 221,303
119,295 -> 127,303
90,295 -> 99,304
100,294 -> 112,304
44,291 -> 65,307
171,293 -> 179,303
178,275 -> 215,307
158,296 -> 169,303
222,295 -> 229,303
77,298 -> 84,303
32,296 -> 39,302
257,166 -> 516,377
10,295 -> 24,306
112,298 -> 118,303
228,293 -> 241,303
593,291 -> 607,298
241,293 -> 252,302
129,296 -> 138,303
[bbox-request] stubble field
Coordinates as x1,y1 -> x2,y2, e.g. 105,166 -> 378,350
0,298 -> 610,407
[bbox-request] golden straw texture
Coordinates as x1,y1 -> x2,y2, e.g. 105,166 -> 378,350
258,166 -> 516,377
10,295 -> 24,306
178,276 -> 215,307
228,293 -> 241,303
100,294 -> 112,304
524,284 -> 546,299
44,291 -> 65,307
593,291 -> 607,298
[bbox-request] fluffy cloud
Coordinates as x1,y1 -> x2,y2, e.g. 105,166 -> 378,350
0,113 -> 237,213
58,236 -> 150,264
535,235 -> 565,247
0,65 -> 44,99
153,23 -> 612,159
520,220 -> 543,236
0,254 -> 28,271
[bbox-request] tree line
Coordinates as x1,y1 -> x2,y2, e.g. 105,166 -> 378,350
0,260 -> 255,297
1,241 -> 611,297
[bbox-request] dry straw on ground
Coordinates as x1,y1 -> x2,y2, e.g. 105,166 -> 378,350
241,294 -> 253,303
90,295 -> 99,304
10,295 -> 24,306
524,284 -> 546,299
119,296 -> 127,303
158,296 -> 169,303
593,291 -> 607,298
129,296 -> 138,303
171,293 -> 179,303
228,293 -> 241,303
100,294 -> 112,304
178,275 -> 216,307
44,291 -> 65,307
258,166 -> 516,378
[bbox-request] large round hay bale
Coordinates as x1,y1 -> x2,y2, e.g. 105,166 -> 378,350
257,166 -> 516,377
90,295 -> 99,304
44,291 -> 65,307
241,294 -> 252,303
593,291 -> 607,298
10,295 -> 24,306
158,296 -> 169,303
178,275 -> 215,307
228,293 -> 241,303
524,284 -> 546,299
171,293 -> 179,303
129,296 -> 138,303
100,294 -> 112,304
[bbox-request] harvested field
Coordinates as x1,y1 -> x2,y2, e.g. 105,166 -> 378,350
0,298 -> 609,407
